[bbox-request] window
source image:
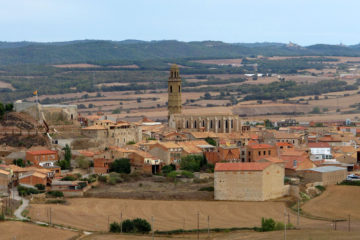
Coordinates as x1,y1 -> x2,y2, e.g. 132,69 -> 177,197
210,120 -> 213,129
194,120 -> 197,128
225,120 -> 228,129
203,120 -> 205,127
248,151 -> 251,156
231,120 -> 233,128
258,151 -> 261,156
179,86 -> 181,92
293,160 -> 297,167
263,151 -> 266,155
241,151 -> 245,155
218,120 -> 221,129
186,120 -> 189,128
268,150 -> 271,155
170,86 -> 173,93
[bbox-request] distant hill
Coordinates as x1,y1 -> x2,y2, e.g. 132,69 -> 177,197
1,40 -> 360,65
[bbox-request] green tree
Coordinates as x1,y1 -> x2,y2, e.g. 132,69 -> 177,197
13,158 -> 25,167
109,158 -> 131,174
63,144 -> 72,162
204,92 -> 211,99
35,184 -> 45,191
121,219 -> 135,233
0,103 -> 4,118
180,155 -> 206,172
5,103 -> 13,112
205,137 -> 216,146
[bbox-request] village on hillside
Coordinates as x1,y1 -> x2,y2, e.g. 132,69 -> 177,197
1,65 -> 360,238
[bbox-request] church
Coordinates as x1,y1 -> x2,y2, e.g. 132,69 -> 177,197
167,64 -> 241,133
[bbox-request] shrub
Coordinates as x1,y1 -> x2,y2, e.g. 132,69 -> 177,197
167,171 -> 178,179
47,191 -> 64,198
35,184 -> 45,191
61,175 -> 77,181
181,170 -> 194,178
122,219 -> 135,233
109,222 -> 122,232
339,180 -> 360,186
0,213 -> 5,221
18,185 -> 39,196
98,175 -> 107,182
198,186 -> 214,191
261,218 -> 276,232
127,141 -> 136,145
315,185 -> 326,191
133,218 -> 151,233
161,164 -> 176,175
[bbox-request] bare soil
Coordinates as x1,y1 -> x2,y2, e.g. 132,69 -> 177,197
0,221 -> 78,240
29,198 -> 324,232
302,185 -> 360,220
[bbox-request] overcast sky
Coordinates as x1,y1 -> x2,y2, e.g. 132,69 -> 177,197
0,0 -> 359,45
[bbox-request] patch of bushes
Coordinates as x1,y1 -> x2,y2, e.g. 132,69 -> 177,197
98,175 -> 107,182
35,184 -> 45,191
181,170 -> 194,178
257,217 -> 294,232
46,191 -> 64,198
198,186 -> 214,191
18,185 -> 39,196
161,164 -> 176,175
45,199 -> 66,204
315,185 -> 326,191
61,175 -> 77,181
339,180 -> 360,186
110,218 -> 151,233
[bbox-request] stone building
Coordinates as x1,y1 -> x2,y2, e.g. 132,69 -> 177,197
214,162 -> 285,201
168,64 -> 182,118
169,113 -> 241,133
82,120 -> 142,147
298,166 -> 347,186
166,64 -> 241,133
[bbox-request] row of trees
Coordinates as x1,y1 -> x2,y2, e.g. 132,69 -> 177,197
0,102 -> 13,118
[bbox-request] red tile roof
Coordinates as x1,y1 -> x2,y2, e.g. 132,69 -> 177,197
215,162 -> 272,171
248,144 -> 274,149
26,150 -> 57,155
308,142 -> 330,148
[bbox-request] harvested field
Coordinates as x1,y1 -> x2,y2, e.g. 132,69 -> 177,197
84,229 -> 360,240
0,221 -> 78,240
302,185 -> 360,220
29,198 -> 324,232
233,103 -> 312,116
110,64 -> 139,69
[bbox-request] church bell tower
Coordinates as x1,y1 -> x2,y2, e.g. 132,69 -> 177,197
168,64 -> 182,118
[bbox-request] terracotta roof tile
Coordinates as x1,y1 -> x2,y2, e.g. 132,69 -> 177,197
26,150 -> 57,155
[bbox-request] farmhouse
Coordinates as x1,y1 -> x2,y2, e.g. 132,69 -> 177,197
26,149 -> 58,166
214,162 -> 285,201
298,166 -> 347,186
246,144 -> 277,162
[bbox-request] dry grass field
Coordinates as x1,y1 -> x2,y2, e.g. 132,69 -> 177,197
0,221 -> 78,240
29,198 -> 325,232
83,229 -> 360,240
302,185 -> 360,220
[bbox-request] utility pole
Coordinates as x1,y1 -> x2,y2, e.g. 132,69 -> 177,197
207,215 -> 210,238
297,199 -> 300,227
49,207 -> 52,225
120,212 -> 123,233
348,215 -> 351,232
197,212 -> 200,240
284,208 -> 287,240
151,216 -> 154,240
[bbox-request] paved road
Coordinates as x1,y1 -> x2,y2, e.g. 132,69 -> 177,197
11,188 -> 29,220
